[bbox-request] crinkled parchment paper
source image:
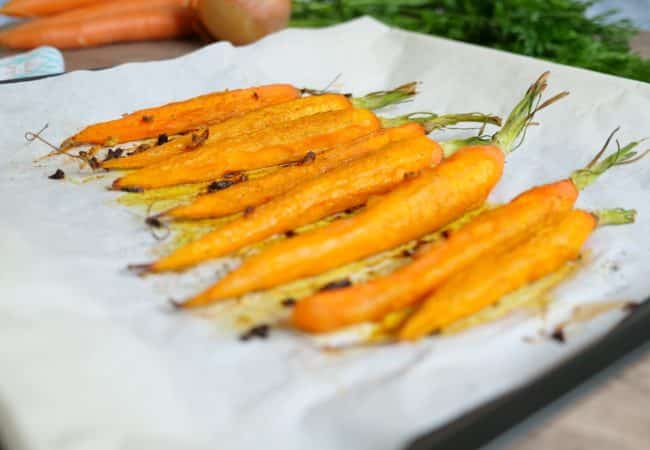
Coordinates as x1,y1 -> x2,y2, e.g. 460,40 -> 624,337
1,18 -> 649,450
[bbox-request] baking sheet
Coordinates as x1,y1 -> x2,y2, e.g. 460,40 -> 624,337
1,17 -> 649,450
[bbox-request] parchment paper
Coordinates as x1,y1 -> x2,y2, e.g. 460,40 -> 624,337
1,18 -> 649,450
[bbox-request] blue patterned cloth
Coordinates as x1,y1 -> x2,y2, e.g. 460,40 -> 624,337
0,46 -> 65,81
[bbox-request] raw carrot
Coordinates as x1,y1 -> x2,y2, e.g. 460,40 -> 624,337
60,84 -> 300,148
112,108 -> 383,190
0,0 -> 101,17
101,83 -> 419,170
112,109 -> 500,190
163,123 -> 425,220
178,72 -> 564,307
398,208 -> 635,340
291,128 -> 647,333
1,0 -> 193,24
144,135 -> 444,272
0,5 -> 196,50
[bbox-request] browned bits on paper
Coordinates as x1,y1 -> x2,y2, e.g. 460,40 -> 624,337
281,298 -> 296,307
48,169 -> 65,180
103,148 -> 124,162
320,278 -> 352,292
240,324 -> 270,341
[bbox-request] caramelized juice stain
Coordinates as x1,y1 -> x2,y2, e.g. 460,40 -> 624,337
198,206 -> 487,338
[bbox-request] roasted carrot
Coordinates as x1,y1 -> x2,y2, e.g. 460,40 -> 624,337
163,124 -> 425,220
0,0 -> 101,17
101,83 -> 418,170
290,129 -> 647,332
0,5 -> 196,50
292,181 -> 578,332
144,135 -> 443,272
159,111 -> 499,220
112,108 -> 383,190
398,208 -> 635,340
60,84 -> 299,148
178,72 -> 564,307
112,109 -> 500,191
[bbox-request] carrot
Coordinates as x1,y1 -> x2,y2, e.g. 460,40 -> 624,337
292,180 -> 578,332
112,108 -> 383,191
101,83 -> 419,170
143,135 -> 443,272
112,109 -> 500,191
0,5 -> 196,50
398,208 -> 636,341
177,72 -> 565,307
0,0 -> 101,17
57,84 -> 299,148
291,128 -> 647,333
1,0 -> 194,24
163,123 -> 425,220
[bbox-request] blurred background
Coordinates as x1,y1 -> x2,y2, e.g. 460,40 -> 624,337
1,1 -> 649,82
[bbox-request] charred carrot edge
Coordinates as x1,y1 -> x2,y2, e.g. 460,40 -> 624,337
174,72 -> 566,308
398,208 -> 635,340
290,129 -> 647,333
101,83 -> 419,170
59,84 -> 300,148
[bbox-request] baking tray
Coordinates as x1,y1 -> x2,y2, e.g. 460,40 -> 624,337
2,71 -> 649,450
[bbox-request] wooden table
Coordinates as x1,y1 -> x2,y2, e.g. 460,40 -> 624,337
2,35 -> 650,450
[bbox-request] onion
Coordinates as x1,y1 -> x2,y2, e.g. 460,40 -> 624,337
196,0 -> 291,46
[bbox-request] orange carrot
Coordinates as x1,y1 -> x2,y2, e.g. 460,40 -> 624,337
177,72 -> 563,307
145,135 -> 443,272
112,108 -> 383,191
290,127 -> 647,333
292,180 -> 578,333
0,0 -> 101,17
163,123 -> 425,220
101,82 -> 419,170
0,5 -> 196,50
60,84 -> 299,148
398,208 -> 635,340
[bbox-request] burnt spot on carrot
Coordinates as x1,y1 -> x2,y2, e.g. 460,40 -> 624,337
188,129 -> 209,149
299,151 -> 317,166
441,230 -> 452,239
142,115 -> 154,123
403,171 -> 418,180
207,180 -> 234,192
243,206 -> 255,216
252,92 -> 260,100
156,133 -> 169,145
48,168 -> 65,180
117,185 -> 144,193
285,230 -> 296,238
401,248 -> 417,257
127,143 -> 151,156
239,324 -> 270,341
320,278 -> 352,291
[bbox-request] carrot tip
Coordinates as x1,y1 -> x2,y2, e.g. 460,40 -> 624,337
127,263 -> 154,276
169,298 -> 183,309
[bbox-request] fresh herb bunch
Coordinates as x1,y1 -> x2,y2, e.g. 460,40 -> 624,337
291,0 -> 650,82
